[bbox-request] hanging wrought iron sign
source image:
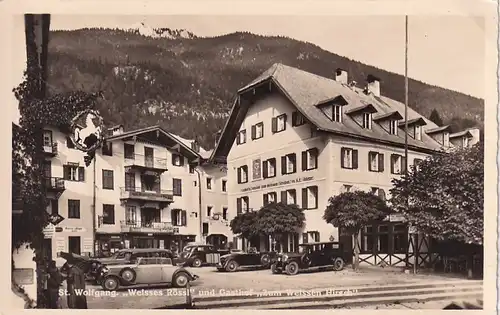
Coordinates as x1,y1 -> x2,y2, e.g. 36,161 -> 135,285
68,109 -> 105,153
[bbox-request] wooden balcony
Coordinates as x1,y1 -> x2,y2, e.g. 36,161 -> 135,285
44,177 -> 65,198
43,142 -> 58,157
120,220 -> 179,234
124,154 -> 168,174
120,187 -> 174,204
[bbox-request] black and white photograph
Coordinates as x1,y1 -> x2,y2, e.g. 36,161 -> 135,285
7,2 -> 497,311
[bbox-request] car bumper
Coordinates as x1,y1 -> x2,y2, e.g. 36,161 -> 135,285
273,261 -> 287,270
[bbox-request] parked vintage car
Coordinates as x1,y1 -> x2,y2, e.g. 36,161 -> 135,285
270,242 -> 346,275
216,248 -> 278,272
100,257 -> 199,291
178,244 -> 231,267
97,248 -> 177,266
59,252 -> 107,283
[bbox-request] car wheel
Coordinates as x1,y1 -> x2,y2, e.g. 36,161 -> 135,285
260,254 -> 271,267
285,261 -> 299,275
173,272 -> 189,288
271,263 -> 282,274
102,276 -> 120,291
225,260 -> 239,272
192,258 -> 202,268
333,257 -> 345,271
120,268 -> 136,283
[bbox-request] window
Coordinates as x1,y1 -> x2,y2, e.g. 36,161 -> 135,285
141,174 -> 160,192
251,122 -> 264,140
236,130 -> 247,145
236,197 -> 249,214
362,112 -> 372,129
463,136 -> 469,148
202,223 -> 209,235
292,111 -> 306,127
415,125 -> 422,141
341,148 -> 358,169
189,165 -> 195,174
272,114 -> 287,133
302,231 -> 320,243
66,136 -> 75,149
172,154 -> 184,166
361,226 -> 374,253
393,224 -> 408,254
102,142 -> 113,156
222,180 -> 227,192
281,189 -> 297,205
368,151 -> 384,172
43,130 -> 53,147
389,120 -> 399,135
171,209 -> 187,226
281,153 -> 297,175
377,225 -> 389,253
263,158 -> 276,178
263,192 -> 277,206
342,184 -> 352,193
173,178 -> 182,196
124,143 -> 135,159
102,170 -> 114,190
222,207 -> 228,220
102,204 -> 115,224
237,165 -> 249,184
125,206 -> 137,224
68,199 -> 80,219
413,158 -> 423,171
63,165 -> 85,182
443,132 -> 450,147
125,172 -> 135,191
68,236 -> 81,255
301,186 -> 318,210
333,105 -> 342,123
50,199 -> 59,215
390,154 -> 406,175
207,206 -> 212,217
302,148 -> 318,171
206,178 -> 212,190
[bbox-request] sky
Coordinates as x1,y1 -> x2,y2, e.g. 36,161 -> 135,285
10,14 -> 485,123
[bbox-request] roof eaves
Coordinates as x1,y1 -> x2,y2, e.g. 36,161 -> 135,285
425,125 -> 451,134
398,117 -> 427,127
450,130 -> 473,139
373,111 -> 403,121
345,104 -> 377,115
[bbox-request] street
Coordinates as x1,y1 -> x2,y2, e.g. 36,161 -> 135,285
56,266 -> 479,309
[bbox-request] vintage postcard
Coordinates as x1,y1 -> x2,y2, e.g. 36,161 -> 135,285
3,0 -> 498,313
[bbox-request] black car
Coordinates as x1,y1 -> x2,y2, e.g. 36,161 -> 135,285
177,245 -> 231,267
216,249 -> 278,272
271,242 -> 345,275
59,252 -> 107,284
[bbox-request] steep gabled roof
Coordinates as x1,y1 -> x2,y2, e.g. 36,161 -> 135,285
426,125 -> 452,134
450,130 -> 473,139
211,63 -> 445,162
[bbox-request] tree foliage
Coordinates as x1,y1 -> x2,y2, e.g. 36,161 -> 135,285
256,202 -> 305,238
390,143 -> 484,245
229,211 -> 259,240
429,109 -> 444,126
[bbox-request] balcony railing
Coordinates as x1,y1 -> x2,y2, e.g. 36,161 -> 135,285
120,187 -> 174,203
43,142 -> 58,156
120,220 -> 179,234
44,177 -> 65,190
124,154 -> 168,172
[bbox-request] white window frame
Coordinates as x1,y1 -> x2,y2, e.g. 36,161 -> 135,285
343,148 -> 353,169
392,155 -> 403,174
266,159 -> 276,177
293,111 -> 306,126
305,186 -> 318,209
172,154 -> 182,166
255,123 -> 263,139
238,166 -> 248,183
237,130 -> 247,145
276,114 -> 286,132
306,149 -> 317,170
286,154 -> 295,174
415,125 -> 422,141
362,112 -> 372,129
389,120 -> 398,135
333,105 -> 342,123
463,136 -> 469,148
242,197 -> 249,212
369,152 -> 379,172
342,185 -> 352,193
287,190 -> 297,205
443,132 -> 450,147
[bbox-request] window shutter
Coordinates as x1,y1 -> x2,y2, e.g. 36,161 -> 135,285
263,194 -> 268,206
171,209 -> 176,225
378,153 -> 385,172
302,188 -> 308,209
236,198 -> 242,215
237,167 -> 242,183
352,150 -> 358,169
251,125 -> 256,140
179,156 -> 185,167
262,160 -> 268,178
63,166 -> 70,180
281,191 -> 287,204
181,210 -> 187,226
302,233 -> 308,244
291,154 -> 297,173
401,156 -> 407,173
311,186 -> 318,208
340,148 -> 345,168
78,167 -> 85,181
283,114 -> 288,125
390,154 -> 395,174
301,151 -> 307,171
312,148 -> 318,168
66,137 -> 74,149
368,152 -> 373,171
271,117 -> 277,133
109,143 -> 113,155
292,112 -> 298,126
236,134 -> 241,145
281,156 -> 286,174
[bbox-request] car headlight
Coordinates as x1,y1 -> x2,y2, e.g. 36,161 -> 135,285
100,267 -> 109,274
282,255 -> 288,261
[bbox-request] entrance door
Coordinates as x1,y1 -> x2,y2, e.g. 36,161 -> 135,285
338,228 -> 353,264
68,236 -> 81,255
144,147 -> 154,168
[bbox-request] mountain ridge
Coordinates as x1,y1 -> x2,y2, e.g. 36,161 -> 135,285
46,27 -> 483,149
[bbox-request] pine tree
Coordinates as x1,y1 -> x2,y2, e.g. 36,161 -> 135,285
429,109 -> 444,126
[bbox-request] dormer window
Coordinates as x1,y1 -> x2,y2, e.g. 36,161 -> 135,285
315,95 -> 348,124
362,112 -> 372,129
425,125 -> 452,147
389,120 -> 399,135
333,105 -> 342,123
399,117 -> 426,140
463,136 -> 469,148
415,125 -> 422,141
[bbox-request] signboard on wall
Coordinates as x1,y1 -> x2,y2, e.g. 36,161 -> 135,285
83,238 -> 93,253
43,224 -> 55,239
55,237 -> 66,253
13,269 -> 34,285
63,227 -> 86,233
241,176 -> 314,193
252,159 -> 261,180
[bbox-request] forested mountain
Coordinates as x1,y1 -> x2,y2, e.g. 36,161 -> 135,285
47,27 -> 483,149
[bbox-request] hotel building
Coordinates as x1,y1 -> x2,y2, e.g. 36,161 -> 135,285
210,63 -> 480,266
39,124 -> 229,264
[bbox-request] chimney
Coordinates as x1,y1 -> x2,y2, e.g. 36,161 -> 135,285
366,74 -> 381,97
334,68 -> 348,84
